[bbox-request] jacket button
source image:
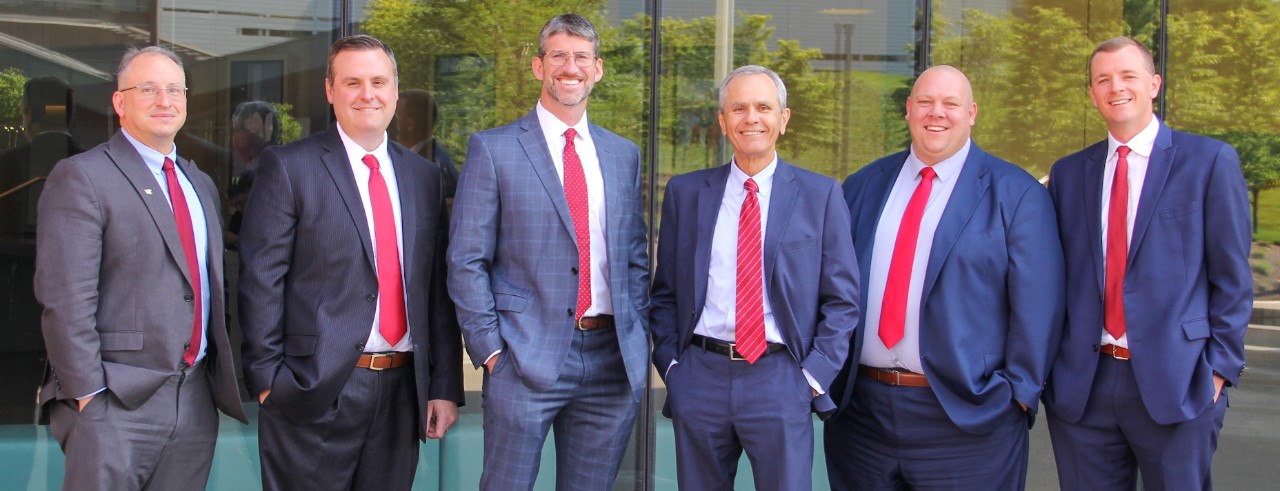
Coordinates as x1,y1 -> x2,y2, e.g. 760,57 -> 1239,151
356,343 -> 365,351
367,293 -> 377,302
184,293 -> 194,301
567,308 -> 574,317
1092,344 -> 1099,352
571,267 -> 578,275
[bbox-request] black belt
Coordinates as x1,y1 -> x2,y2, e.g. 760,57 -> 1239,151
690,334 -> 787,361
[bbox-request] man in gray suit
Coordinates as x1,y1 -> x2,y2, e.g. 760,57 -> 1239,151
448,13 -> 650,490
239,35 -> 463,489
35,45 -> 247,489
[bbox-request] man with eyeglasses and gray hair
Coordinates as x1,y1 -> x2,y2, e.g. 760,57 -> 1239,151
448,13 -> 650,490
34,45 -> 248,489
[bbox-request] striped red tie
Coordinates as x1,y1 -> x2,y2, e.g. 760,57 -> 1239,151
879,166 -> 936,349
1104,146 -> 1131,340
362,154 -> 407,345
163,158 -> 202,365
735,178 -> 765,363
563,129 -> 592,321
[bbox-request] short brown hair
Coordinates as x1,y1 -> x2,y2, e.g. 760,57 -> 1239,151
1089,37 -> 1156,81
326,35 -> 398,83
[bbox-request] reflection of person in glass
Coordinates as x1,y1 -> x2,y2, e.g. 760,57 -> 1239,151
1044,37 -> 1251,490
826,65 -> 1064,490
650,65 -> 859,491
231,101 -> 280,174
0,76 -> 85,236
238,34 -> 463,490
394,89 -> 458,197
447,14 -> 650,491
34,45 -> 248,489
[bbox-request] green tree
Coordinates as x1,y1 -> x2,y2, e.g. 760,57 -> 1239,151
1210,132 -> 1280,233
0,68 -> 25,124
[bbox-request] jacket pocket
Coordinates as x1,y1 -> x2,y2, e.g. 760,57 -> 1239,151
493,291 -> 529,313
98,331 -> 144,351
284,334 -> 317,356
1181,318 -> 1210,340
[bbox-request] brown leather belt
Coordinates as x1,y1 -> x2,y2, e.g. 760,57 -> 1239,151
858,365 -> 930,387
356,352 -> 412,370
1100,344 -> 1131,360
690,334 -> 787,360
576,314 -> 615,331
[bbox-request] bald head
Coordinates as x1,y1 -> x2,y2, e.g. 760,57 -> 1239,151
905,65 -> 978,165
912,65 -> 973,103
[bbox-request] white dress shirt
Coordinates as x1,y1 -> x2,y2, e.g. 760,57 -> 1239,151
336,123 -> 412,353
861,140 -> 970,374
535,101 -> 614,317
1099,116 -> 1160,349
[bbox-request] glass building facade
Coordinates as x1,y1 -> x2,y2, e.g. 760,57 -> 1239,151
1,1 -> 1276,489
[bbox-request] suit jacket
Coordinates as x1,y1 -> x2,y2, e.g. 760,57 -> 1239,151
831,144 -> 1065,435
414,140 -> 458,198
1044,122 -> 1252,425
238,127 -> 463,435
448,109 -> 650,400
649,159 -> 860,417
34,131 -> 246,423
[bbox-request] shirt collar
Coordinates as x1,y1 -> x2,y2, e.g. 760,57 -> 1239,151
336,123 -> 390,166
120,129 -> 178,175
1107,116 -> 1160,159
728,153 -> 778,198
536,101 -> 591,142
905,138 -> 970,183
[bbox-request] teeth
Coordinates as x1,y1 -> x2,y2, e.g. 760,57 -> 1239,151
1111,99 -> 1131,105
925,126 -> 945,131
743,131 -> 764,136
561,79 -> 581,86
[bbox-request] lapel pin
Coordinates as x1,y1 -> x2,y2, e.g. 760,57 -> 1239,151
144,188 -> 154,195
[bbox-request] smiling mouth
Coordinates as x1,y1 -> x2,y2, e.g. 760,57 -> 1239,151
924,125 -> 947,132
741,130 -> 765,136
1110,98 -> 1132,106
559,78 -> 583,86
354,107 -> 381,112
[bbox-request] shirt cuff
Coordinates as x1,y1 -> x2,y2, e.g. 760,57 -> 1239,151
77,387 -> 106,400
802,368 -> 824,395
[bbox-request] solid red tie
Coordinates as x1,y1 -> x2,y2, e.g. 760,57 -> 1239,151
563,129 -> 592,321
735,178 -> 766,363
163,158 -> 202,365
1104,146 -> 1131,340
362,154 -> 407,345
879,166 -> 936,349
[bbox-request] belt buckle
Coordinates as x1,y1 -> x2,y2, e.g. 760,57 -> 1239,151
1113,347 -> 1129,361
890,369 -> 902,386
366,353 -> 392,371
728,342 -> 745,361
575,316 -> 588,331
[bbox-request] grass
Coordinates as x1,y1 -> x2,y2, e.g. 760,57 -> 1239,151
1257,188 -> 1280,244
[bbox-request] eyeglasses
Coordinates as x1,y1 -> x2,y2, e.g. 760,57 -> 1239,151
544,51 -> 597,68
118,83 -> 188,100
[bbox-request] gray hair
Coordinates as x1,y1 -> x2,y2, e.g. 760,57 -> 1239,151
537,14 -> 600,57
719,65 -> 788,112
117,46 -> 184,87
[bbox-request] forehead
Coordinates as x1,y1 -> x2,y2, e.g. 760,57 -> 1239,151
330,48 -> 395,79
544,33 -> 594,52
724,74 -> 778,104
121,53 -> 184,84
910,71 -> 968,101
1090,45 -> 1148,75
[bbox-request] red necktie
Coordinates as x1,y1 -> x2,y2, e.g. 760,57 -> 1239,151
163,158 -> 202,365
1104,146 -> 1131,340
879,166 -> 937,349
362,154 -> 407,345
563,129 -> 592,321
735,178 -> 766,363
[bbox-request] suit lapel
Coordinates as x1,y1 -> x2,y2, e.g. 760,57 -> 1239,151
921,145 -> 990,302
591,124 -> 623,265
389,143 -> 419,281
764,161 -> 798,284
1128,124 -> 1174,264
694,165 -> 731,316
105,133 -> 192,286
517,111 -> 576,238
1083,142 -> 1109,296
182,157 -> 222,287
319,128 -> 377,272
